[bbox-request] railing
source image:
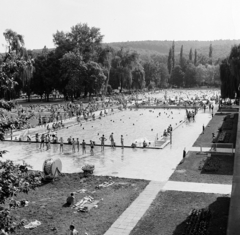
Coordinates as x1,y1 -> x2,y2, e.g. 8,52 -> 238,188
197,143 -> 234,154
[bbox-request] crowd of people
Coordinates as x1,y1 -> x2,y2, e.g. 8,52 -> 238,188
3,89 -> 222,151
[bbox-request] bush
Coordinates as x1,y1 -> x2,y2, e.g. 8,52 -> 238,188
0,159 -> 42,233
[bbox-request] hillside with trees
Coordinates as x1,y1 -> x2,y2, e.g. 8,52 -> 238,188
106,40 -> 240,61
1,26 -> 229,104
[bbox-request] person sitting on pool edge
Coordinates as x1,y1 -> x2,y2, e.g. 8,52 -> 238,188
131,143 -> 136,148
143,140 -> 147,148
67,136 -> 72,144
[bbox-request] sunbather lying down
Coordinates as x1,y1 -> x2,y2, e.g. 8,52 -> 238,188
66,193 -> 75,206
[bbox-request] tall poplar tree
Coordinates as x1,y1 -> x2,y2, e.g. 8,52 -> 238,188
194,49 -> 197,65
180,45 -> 183,68
167,48 -> 172,75
209,43 -> 213,65
172,41 -> 175,69
189,48 -> 193,61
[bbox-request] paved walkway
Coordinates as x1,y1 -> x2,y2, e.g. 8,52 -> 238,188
189,146 -> 235,153
104,181 -> 166,235
104,179 -> 232,235
163,181 -> 232,194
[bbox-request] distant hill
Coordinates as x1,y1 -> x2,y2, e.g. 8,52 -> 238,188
2,40 -> 239,62
105,40 -> 240,60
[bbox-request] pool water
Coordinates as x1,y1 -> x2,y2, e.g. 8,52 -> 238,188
1,108 -> 213,181
56,108 -> 186,146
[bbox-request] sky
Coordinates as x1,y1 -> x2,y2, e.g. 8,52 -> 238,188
1,0 -> 240,52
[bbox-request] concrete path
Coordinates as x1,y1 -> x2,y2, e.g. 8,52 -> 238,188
189,146 -> 235,153
163,181 -> 232,194
104,181 -> 166,235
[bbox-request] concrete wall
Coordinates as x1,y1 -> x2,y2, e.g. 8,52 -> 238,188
227,112 -> 240,235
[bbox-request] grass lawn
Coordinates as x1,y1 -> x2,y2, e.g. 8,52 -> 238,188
193,113 -> 238,148
130,191 -> 230,235
12,173 -> 149,235
170,151 -> 234,184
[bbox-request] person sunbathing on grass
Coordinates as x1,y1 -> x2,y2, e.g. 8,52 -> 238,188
66,193 -> 75,206
66,225 -> 79,235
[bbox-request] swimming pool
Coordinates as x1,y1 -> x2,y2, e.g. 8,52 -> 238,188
1,107 -> 213,180
55,108 -> 186,147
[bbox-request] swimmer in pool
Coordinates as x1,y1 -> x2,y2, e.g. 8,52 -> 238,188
99,135 -> 107,151
121,135 -> 124,148
109,133 -> 114,148
82,140 -> 86,154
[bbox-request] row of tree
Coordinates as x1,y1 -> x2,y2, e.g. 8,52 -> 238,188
166,42 -> 220,88
0,24 -> 222,102
220,45 -> 240,98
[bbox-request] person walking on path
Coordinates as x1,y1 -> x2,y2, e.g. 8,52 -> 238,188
183,148 -> 186,159
99,135 -> 107,151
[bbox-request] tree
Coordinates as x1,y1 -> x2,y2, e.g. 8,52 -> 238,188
179,45 -> 183,68
167,48 -> 172,75
110,49 -> 140,91
189,48 -> 192,61
209,43 -> 213,65
53,23 -> 103,62
171,65 -> 185,87
196,64 -> 208,85
159,63 -> 169,88
0,158 -> 42,234
194,49 -> 197,66
0,100 -> 42,234
3,29 -> 24,55
143,61 -> 159,87
98,46 -> 114,94
220,59 -> 235,98
59,51 -> 84,99
184,63 -> 197,87
209,43 -> 213,58
172,41 -> 175,69
132,64 -> 145,89
31,51 -> 58,101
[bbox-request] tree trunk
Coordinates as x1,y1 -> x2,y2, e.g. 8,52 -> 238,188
104,69 -> 110,95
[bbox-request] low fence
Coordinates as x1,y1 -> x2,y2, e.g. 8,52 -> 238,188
196,143 -> 234,154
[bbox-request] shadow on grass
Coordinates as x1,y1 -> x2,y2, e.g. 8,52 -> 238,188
172,197 -> 230,235
200,154 -> 234,176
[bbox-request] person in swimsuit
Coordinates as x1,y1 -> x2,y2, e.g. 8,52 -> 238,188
90,140 -> 94,155
76,138 -> 80,152
40,134 -> 45,149
82,140 -> 86,154
60,137 -> 64,152
72,138 -> 75,153
109,133 -> 114,148
121,135 -> 124,148
99,135 -> 107,151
